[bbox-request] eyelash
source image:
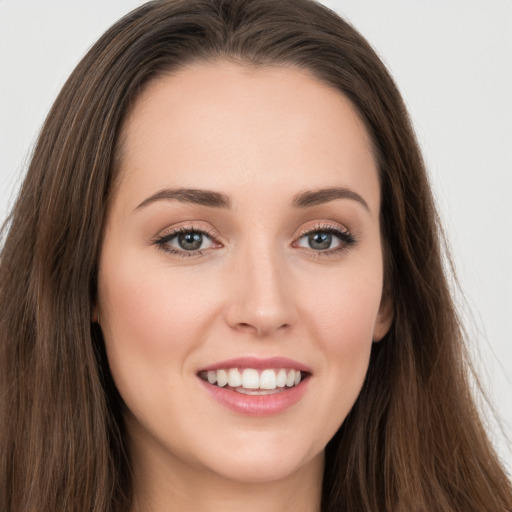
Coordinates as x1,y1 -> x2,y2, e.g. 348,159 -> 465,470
293,222 -> 357,257
153,225 -> 219,257
153,222 -> 357,258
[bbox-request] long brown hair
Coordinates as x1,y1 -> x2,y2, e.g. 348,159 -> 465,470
1,1 -> 510,510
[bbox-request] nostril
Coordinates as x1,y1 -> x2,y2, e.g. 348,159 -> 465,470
234,321 -> 290,337
235,322 -> 259,334
237,322 -> 252,329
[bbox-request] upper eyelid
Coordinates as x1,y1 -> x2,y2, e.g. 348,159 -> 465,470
292,220 -> 357,248
293,221 -> 351,239
153,225 -> 220,257
153,220 -> 353,248
154,223 -> 219,242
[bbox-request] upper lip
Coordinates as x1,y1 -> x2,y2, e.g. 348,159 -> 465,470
198,356 -> 312,373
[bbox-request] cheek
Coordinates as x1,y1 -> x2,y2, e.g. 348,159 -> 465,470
97,252 -> 226,425
302,258 -> 384,351
99,255 -> 219,355
313,284 -> 378,370
97,254 -> 226,417
299,263 -> 383,425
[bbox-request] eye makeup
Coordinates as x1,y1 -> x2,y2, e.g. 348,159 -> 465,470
292,221 -> 357,258
152,220 -> 357,259
153,224 -> 222,258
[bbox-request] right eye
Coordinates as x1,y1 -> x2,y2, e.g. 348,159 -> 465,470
154,226 -> 219,257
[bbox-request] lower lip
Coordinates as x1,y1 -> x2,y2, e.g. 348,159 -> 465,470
198,377 -> 309,416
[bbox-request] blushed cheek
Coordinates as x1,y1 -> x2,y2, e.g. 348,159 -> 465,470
97,262 -> 207,413
310,276 -> 380,380
293,282 -> 379,449
307,275 -> 383,347
99,257 -> 220,362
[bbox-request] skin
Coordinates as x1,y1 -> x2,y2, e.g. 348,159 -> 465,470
97,62 -> 392,512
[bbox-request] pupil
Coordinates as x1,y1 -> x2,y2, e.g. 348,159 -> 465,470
309,232 -> 331,250
178,232 -> 202,250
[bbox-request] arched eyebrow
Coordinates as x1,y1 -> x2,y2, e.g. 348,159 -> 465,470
291,187 -> 370,211
134,186 -> 369,212
135,188 -> 231,210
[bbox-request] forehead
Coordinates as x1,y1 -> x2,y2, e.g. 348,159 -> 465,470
115,61 -> 380,213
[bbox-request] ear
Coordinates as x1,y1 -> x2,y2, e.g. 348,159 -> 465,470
91,305 -> 99,324
372,295 -> 393,342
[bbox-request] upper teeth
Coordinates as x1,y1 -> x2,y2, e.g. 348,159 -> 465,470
201,368 -> 302,390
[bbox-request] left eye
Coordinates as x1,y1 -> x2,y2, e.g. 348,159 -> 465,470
296,230 -> 343,251
161,230 -> 214,252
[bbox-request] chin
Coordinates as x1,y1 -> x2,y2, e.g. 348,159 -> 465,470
204,447 -> 323,484
184,427 -> 327,484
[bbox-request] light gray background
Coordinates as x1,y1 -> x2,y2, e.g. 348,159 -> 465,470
1,0 -> 511,468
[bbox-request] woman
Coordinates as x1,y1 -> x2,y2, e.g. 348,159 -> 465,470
0,0 -> 510,511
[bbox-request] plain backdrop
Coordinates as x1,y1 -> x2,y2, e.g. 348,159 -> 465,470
1,0 -> 511,469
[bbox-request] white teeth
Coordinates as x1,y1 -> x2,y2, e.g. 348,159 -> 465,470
260,369 -> 277,390
216,369 -> 228,387
242,368 -> 260,389
285,369 -> 296,387
236,387 -> 281,395
228,368 -> 242,387
276,368 -> 287,387
201,368 -> 305,390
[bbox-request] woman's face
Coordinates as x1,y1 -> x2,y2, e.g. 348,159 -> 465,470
97,62 -> 391,485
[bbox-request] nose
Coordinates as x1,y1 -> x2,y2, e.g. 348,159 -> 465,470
224,245 -> 298,338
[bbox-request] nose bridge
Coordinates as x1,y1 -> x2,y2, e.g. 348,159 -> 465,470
225,233 -> 297,336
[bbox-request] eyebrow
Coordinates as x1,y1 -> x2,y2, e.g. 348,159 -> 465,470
135,186 -> 369,212
291,187 -> 370,211
135,188 -> 231,210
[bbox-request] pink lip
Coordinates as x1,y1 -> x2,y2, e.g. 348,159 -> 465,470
198,356 -> 312,373
197,356 -> 312,417
198,376 -> 310,417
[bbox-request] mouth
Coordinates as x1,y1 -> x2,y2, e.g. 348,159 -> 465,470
197,357 -> 312,415
198,367 -> 308,395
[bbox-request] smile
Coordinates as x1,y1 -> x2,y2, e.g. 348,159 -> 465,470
197,358 -> 311,416
199,368 -> 304,394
